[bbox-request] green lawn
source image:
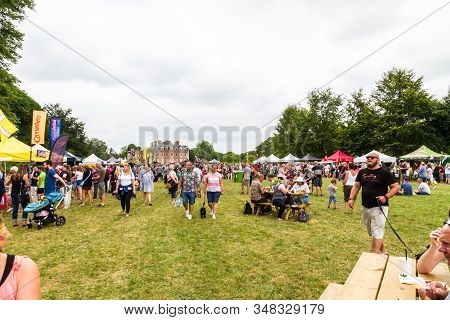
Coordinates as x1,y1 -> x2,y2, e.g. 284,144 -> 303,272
3,179 -> 449,299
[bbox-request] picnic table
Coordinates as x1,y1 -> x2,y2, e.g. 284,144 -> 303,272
320,252 -> 449,300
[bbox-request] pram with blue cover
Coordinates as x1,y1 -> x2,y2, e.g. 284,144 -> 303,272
23,191 -> 67,229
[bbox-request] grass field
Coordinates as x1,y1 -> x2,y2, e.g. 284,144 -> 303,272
3,179 -> 450,299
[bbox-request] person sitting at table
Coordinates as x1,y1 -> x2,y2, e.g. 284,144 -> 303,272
417,218 -> 450,300
290,177 -> 310,205
397,177 -> 413,196
267,174 -> 277,188
415,178 -> 431,195
272,179 -> 293,221
250,173 -> 271,214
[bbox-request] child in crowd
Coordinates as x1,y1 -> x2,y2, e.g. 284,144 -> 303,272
327,179 -> 338,209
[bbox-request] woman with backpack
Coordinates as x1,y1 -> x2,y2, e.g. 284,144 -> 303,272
115,164 -> 136,217
5,166 -> 30,227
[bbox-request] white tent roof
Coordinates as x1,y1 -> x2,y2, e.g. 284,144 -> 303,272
253,156 -> 267,164
209,159 -> 220,164
265,154 -> 280,163
82,154 -> 105,164
280,153 -> 300,162
354,150 -> 397,163
32,144 -> 50,153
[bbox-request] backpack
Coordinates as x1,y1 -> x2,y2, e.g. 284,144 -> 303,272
297,209 -> 309,222
244,201 -> 253,215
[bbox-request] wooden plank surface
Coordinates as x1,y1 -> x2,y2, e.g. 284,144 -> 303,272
377,256 -> 417,300
319,283 -> 344,300
337,252 -> 388,300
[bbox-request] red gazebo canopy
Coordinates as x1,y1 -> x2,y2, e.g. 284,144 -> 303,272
322,150 -> 354,162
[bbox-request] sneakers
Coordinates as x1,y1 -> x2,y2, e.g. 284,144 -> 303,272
212,214 -> 216,220
187,214 -> 192,220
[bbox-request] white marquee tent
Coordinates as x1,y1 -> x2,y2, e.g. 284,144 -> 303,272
265,154 -> 280,163
280,153 -> 300,163
354,150 -> 397,163
82,154 -> 105,165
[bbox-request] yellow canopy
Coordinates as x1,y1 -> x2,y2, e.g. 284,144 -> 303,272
0,137 -> 49,162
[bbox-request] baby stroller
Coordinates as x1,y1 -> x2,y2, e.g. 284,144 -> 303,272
24,191 -> 67,230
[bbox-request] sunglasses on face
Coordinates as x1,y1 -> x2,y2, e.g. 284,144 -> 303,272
366,156 -> 379,160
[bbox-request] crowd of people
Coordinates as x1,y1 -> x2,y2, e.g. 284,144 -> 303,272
0,156 -> 449,300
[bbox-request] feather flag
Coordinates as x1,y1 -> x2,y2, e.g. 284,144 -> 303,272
0,109 -> 18,141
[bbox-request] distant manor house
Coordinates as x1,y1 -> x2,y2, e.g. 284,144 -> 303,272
146,140 -> 189,164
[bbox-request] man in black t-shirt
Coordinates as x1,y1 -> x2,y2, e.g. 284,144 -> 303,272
30,165 -> 39,202
349,152 -> 398,254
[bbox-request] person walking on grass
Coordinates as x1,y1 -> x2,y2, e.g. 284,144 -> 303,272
311,161 -> 324,196
140,164 -> 154,206
343,163 -> 357,213
204,164 -> 224,219
327,179 -> 338,210
115,164 -> 136,217
94,162 -> 106,207
167,165 -> 178,202
177,161 -> 200,220
43,160 -> 68,196
81,167 -> 93,207
241,164 -> 252,195
349,152 -> 398,254
4,166 -> 30,227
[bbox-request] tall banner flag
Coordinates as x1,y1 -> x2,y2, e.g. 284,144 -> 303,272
31,111 -> 47,145
50,135 -> 69,167
0,109 -> 18,142
49,117 -> 62,149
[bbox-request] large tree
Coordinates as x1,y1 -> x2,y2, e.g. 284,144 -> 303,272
0,0 -> 35,83
190,141 -> 218,161
371,68 -> 438,156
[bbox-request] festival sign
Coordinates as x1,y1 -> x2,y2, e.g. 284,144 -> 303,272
31,111 -> 47,145
49,117 -> 62,149
50,135 -> 69,167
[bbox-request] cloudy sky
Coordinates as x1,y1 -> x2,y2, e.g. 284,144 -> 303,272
11,0 -> 450,154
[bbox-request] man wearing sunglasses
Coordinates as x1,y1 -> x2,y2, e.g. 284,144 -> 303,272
349,152 -> 398,254
418,219 -> 450,300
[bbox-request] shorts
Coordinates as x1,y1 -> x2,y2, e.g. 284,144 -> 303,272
76,180 -> 83,188
328,195 -> 337,204
207,191 -> 221,203
97,182 -> 105,198
361,206 -> 388,240
241,179 -> 250,187
37,188 -> 45,195
182,191 -> 196,205
294,195 -> 309,205
343,185 -> 353,202
312,176 -> 323,187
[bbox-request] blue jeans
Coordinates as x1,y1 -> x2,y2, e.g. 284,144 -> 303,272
11,193 -> 29,221
182,192 -> 196,205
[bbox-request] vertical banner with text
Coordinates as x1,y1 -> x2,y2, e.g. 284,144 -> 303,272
31,110 -> 47,145
49,117 -> 62,149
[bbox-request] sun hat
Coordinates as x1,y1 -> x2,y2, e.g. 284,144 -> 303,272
10,166 -> 18,173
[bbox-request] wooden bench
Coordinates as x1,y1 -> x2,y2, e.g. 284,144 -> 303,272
253,202 -> 273,215
320,252 -> 449,300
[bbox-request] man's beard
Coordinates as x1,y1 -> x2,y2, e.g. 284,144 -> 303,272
367,161 -> 377,169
